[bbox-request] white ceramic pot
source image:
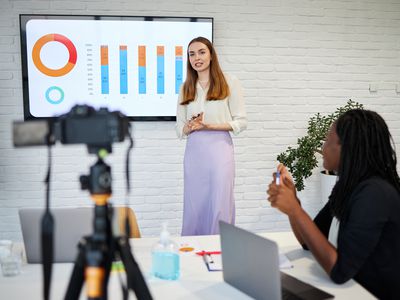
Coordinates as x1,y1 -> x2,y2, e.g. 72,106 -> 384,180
320,171 -> 338,205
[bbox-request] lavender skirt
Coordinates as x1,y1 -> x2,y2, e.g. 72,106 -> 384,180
181,130 -> 235,236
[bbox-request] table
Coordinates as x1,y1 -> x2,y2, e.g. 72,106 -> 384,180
0,232 -> 375,299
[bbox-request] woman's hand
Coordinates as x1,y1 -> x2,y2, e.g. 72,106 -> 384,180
268,164 -> 338,275
267,165 -> 301,216
183,112 -> 205,135
187,112 -> 206,133
183,122 -> 192,135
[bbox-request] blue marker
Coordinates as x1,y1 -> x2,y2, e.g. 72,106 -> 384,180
276,171 -> 281,185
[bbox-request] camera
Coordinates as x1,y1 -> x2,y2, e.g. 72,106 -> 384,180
13,105 -> 130,153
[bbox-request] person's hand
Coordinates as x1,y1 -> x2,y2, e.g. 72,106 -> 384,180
276,163 -> 294,185
267,165 -> 301,216
183,112 -> 205,135
183,122 -> 192,135
188,112 -> 206,132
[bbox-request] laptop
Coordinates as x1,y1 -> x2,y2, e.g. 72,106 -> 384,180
219,221 -> 334,300
19,207 -> 93,263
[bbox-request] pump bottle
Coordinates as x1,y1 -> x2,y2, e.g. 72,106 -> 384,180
151,223 -> 180,280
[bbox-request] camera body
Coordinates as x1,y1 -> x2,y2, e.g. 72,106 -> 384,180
13,105 -> 129,152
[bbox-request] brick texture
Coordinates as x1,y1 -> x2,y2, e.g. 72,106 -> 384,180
0,0 -> 399,240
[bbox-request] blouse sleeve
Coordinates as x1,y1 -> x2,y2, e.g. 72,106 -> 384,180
175,88 -> 187,139
227,75 -> 247,135
330,181 -> 390,283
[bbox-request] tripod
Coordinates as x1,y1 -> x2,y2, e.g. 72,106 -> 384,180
64,153 -> 152,300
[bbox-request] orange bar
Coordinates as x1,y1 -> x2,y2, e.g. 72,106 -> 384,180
100,46 -> 108,66
120,45 -> 127,51
157,46 -> 164,56
138,46 -> 146,67
175,46 -> 183,57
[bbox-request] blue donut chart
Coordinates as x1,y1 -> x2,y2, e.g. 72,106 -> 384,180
45,86 -> 64,104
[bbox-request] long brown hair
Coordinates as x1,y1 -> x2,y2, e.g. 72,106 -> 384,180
180,37 -> 230,105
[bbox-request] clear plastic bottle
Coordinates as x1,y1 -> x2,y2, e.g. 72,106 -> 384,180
151,222 -> 180,280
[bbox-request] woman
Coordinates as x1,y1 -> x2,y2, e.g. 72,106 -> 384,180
267,109 -> 400,299
176,37 -> 247,236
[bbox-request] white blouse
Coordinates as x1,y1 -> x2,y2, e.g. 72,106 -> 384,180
175,74 -> 247,139
328,216 -> 340,248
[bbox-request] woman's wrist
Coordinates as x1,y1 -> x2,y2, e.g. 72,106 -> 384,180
203,123 -> 211,130
183,124 -> 191,135
289,203 -> 304,218
202,123 -> 232,131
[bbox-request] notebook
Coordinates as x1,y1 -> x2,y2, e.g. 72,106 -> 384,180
19,207 -> 93,263
219,221 -> 334,300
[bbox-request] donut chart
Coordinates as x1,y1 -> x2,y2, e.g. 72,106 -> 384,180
45,86 -> 64,104
32,34 -> 77,77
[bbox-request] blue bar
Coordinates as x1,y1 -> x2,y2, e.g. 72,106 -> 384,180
175,57 -> 183,94
157,55 -> 165,94
101,65 -> 109,94
139,66 -> 146,94
120,46 -> 128,94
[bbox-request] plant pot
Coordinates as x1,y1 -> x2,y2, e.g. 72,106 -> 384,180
320,171 -> 338,205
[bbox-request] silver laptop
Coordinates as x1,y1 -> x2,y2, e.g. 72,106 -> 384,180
219,221 -> 334,300
19,207 -> 93,263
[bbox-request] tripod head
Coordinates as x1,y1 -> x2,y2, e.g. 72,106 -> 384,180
80,150 -> 112,196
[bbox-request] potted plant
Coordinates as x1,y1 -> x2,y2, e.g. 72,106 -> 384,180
277,99 -> 364,196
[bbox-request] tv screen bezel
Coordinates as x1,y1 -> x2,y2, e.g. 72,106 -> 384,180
19,14 -> 214,121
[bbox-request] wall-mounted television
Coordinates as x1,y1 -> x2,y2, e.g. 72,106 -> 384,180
19,14 -> 213,121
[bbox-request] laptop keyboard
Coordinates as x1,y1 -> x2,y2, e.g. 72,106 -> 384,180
280,272 -> 334,300
282,288 -> 303,300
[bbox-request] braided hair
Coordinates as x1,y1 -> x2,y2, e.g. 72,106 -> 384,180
329,109 -> 400,219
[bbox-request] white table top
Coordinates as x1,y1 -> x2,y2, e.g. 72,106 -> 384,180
0,231 -> 375,299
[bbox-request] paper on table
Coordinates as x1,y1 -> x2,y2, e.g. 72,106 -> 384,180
203,253 -> 222,271
279,252 -> 293,269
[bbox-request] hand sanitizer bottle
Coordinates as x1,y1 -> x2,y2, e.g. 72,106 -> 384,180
152,222 -> 180,280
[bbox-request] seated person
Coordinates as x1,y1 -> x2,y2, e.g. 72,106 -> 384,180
267,109 -> 400,299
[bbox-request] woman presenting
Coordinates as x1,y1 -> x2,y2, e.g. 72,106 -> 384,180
176,37 -> 247,236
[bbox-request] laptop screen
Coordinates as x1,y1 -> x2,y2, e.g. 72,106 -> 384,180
219,221 -> 334,300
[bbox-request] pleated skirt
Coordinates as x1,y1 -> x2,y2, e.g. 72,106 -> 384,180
181,130 -> 235,236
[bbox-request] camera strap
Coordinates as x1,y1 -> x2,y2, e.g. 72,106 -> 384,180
41,144 -> 54,300
124,128 -> 134,238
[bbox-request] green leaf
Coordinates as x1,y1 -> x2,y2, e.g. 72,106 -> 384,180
276,99 -> 363,191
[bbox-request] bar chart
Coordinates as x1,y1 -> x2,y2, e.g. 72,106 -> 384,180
98,44 -> 184,96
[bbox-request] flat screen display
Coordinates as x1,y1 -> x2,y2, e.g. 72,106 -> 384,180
20,15 -> 213,120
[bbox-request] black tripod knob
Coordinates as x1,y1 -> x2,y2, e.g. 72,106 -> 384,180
79,158 -> 112,195
80,175 -> 90,190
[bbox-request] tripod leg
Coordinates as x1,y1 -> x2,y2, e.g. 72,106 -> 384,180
41,210 -> 54,300
117,237 -> 153,300
64,238 -> 86,300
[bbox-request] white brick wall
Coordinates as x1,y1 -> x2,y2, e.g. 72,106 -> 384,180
1,0 -> 400,240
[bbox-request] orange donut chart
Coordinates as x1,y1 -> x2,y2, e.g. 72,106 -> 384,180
32,34 -> 77,77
